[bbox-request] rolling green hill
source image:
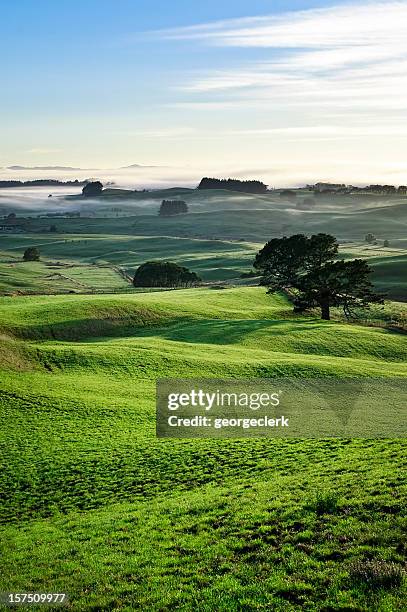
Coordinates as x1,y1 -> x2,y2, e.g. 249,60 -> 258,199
0,186 -> 406,609
1,187 -> 406,300
0,287 -> 406,610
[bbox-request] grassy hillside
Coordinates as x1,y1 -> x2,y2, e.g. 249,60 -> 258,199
0,287 -> 406,609
1,187 -> 406,299
0,257 -> 130,295
0,233 -> 405,299
0,234 -> 260,289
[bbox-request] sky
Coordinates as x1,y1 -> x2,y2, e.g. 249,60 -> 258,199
1,0 -> 407,187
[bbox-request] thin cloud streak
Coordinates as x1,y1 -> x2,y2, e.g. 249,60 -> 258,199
161,0 -> 407,162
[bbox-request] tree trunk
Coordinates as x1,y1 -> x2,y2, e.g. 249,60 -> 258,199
320,299 -> 330,320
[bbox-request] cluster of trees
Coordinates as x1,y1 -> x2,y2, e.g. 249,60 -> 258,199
310,183 -> 407,195
23,247 -> 40,261
0,179 -> 88,188
159,200 -> 188,216
197,177 -> 268,193
133,261 -> 201,288
355,185 -> 406,195
254,234 -> 384,320
82,181 -> 103,197
307,183 -> 407,195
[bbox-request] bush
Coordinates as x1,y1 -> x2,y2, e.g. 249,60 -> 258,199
23,247 -> 40,261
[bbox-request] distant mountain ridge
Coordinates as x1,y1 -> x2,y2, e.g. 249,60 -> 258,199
6,165 -> 93,171
5,163 -> 160,171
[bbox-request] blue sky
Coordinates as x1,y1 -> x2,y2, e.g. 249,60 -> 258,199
2,0 -> 407,186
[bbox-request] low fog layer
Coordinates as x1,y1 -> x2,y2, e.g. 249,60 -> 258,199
3,163 -> 407,192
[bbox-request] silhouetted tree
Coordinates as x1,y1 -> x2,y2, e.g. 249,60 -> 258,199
82,181 -> 103,197
365,233 -> 376,244
197,177 -> 267,194
23,247 -> 40,261
254,234 -> 383,320
49,224 -> 57,232
159,200 -> 188,216
133,261 -> 201,288
383,239 -> 390,247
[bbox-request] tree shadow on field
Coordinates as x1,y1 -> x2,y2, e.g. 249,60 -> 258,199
137,318 -> 326,346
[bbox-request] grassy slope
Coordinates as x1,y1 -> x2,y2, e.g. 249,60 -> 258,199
0,234 -> 260,288
0,287 -> 406,610
0,258 -> 129,294
1,233 -> 406,298
1,188 -> 406,296
338,244 -> 407,300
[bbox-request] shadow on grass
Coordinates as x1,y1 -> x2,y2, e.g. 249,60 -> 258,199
135,318 -> 325,346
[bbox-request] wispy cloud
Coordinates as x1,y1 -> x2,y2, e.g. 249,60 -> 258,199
161,1 -> 407,142
164,2 -> 407,52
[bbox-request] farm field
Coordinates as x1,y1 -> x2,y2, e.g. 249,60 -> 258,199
1,187 -> 406,298
0,287 -> 406,610
0,187 -> 406,610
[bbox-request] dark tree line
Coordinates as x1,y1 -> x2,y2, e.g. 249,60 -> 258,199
133,261 -> 200,288
159,200 -> 188,216
197,177 -> 268,194
0,179 -> 88,188
254,234 -> 384,320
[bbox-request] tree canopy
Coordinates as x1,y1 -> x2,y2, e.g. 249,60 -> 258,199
159,200 -> 188,216
133,261 -> 201,288
197,177 -> 268,194
23,247 -> 40,261
254,234 -> 384,320
82,181 -> 103,197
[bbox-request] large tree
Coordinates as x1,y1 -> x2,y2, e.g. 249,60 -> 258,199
254,234 -> 384,320
82,181 -> 103,197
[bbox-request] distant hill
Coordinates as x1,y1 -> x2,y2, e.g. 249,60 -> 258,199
7,165 -> 92,171
120,163 -> 161,169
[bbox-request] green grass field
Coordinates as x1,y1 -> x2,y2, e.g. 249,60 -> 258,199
0,287 -> 406,610
1,187 -> 406,298
0,187 -> 406,610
